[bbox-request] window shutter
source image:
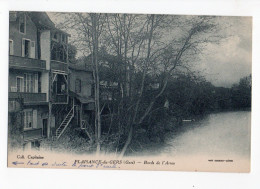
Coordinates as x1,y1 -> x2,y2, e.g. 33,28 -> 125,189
31,41 -> 35,58
9,40 -> 14,55
33,110 -> 37,129
22,39 -> 25,57
34,74 -> 38,93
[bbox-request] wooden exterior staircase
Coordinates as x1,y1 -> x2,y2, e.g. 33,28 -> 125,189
55,105 -> 75,140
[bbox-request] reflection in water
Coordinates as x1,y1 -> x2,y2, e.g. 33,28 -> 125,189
163,111 -> 251,159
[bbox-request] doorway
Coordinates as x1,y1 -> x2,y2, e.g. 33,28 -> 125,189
42,118 -> 47,137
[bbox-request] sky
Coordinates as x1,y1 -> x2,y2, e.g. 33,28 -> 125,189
49,13 -> 252,88
196,16 -> 252,87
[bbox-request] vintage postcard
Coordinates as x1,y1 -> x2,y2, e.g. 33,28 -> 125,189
7,11 -> 251,172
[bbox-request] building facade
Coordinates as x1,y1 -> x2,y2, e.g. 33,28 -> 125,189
69,63 -> 95,139
8,11 -> 94,149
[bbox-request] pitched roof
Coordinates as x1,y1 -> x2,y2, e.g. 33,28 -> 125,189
28,12 -> 70,36
28,12 -> 55,28
69,90 -> 94,104
9,11 -> 70,36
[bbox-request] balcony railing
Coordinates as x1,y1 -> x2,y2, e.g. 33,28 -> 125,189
9,92 -> 47,104
23,128 -> 43,141
9,55 -> 46,71
50,60 -> 68,73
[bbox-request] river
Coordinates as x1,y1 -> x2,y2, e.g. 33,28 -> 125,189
162,111 -> 251,160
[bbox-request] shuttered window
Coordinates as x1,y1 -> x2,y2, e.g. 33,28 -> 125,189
24,73 -> 36,93
22,39 -> 31,58
24,110 -> 33,129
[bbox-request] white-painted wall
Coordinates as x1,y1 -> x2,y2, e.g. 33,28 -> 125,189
41,72 -> 49,102
40,30 -> 51,102
40,30 -> 51,70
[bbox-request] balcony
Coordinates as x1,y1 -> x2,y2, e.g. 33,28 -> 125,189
50,60 -> 68,73
9,92 -> 47,105
23,128 -> 43,141
52,94 -> 68,104
9,55 -> 46,71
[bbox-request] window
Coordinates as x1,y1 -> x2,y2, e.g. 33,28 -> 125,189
16,76 -> 24,92
25,74 -> 33,92
24,110 -> 33,129
24,40 -> 30,57
75,79 -> 81,93
27,74 -> 33,92
9,39 -> 14,55
54,74 -> 67,94
38,73 -> 41,93
59,48 -> 65,62
51,42 -> 67,62
23,73 -> 37,93
25,74 -> 32,92
19,14 -> 26,34
22,39 -> 35,58
22,39 -> 31,58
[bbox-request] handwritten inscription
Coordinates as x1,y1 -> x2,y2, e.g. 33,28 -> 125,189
12,161 -> 24,165
27,160 -> 40,166
11,159 -> 177,169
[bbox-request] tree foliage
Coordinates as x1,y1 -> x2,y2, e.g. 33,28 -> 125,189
56,13 -> 232,156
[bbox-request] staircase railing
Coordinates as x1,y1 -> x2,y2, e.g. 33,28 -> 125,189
55,105 -> 75,140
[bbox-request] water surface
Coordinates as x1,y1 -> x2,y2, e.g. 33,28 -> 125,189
163,111 -> 251,159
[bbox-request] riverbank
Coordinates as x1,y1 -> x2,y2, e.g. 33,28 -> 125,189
127,110 -> 251,158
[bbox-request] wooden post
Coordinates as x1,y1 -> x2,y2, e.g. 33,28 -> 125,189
66,43 -> 69,105
80,103 -> 83,128
48,71 -> 52,139
47,102 -> 52,138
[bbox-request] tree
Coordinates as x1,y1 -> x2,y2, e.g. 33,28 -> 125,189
231,75 -> 251,109
57,13 -> 222,157
60,13 -> 106,154
99,15 -> 220,156
68,43 -> 77,64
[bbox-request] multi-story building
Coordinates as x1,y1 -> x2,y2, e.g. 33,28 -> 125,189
8,11 -> 94,149
69,62 -> 95,140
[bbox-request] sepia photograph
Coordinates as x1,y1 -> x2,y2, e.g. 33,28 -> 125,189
7,10 -> 251,172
